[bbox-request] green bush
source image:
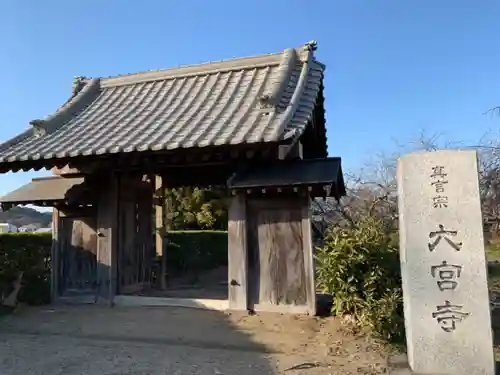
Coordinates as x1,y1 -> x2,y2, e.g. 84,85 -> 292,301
0,230 -> 227,305
165,230 -> 227,278
315,216 -> 404,342
0,233 -> 52,305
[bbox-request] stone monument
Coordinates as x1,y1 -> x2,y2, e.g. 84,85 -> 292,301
396,149 -> 495,375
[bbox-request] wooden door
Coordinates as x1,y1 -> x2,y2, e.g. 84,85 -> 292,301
247,199 -> 307,309
58,216 -> 98,299
117,177 -> 153,294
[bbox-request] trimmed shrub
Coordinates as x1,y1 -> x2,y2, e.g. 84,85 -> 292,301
0,230 -> 227,305
0,233 -> 52,305
315,216 -> 404,342
165,230 -> 228,278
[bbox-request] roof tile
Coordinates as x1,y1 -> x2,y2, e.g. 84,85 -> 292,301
0,43 -> 324,163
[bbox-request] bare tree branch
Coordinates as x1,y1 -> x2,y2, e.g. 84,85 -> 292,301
483,106 -> 500,117
313,130 -> 500,243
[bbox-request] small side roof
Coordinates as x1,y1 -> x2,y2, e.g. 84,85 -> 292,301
0,176 -> 85,207
0,41 -> 326,169
228,157 -> 346,199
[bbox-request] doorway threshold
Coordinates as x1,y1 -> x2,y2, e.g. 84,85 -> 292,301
113,295 -> 229,311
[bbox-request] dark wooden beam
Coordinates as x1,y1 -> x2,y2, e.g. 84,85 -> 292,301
230,184 -> 335,199
96,173 -> 119,304
51,208 -> 60,302
0,143 -> 280,175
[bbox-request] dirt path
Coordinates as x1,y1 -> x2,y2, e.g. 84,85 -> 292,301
0,305 -> 387,374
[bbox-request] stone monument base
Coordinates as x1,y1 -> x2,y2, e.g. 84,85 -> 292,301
387,353 -> 446,375
388,352 -> 500,375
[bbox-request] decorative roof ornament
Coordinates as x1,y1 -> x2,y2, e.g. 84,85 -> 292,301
304,40 -> 318,52
30,119 -> 46,137
72,76 -> 87,97
27,77 -> 100,139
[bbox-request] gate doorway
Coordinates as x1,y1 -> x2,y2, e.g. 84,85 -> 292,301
116,175 -> 153,295
58,215 -> 98,302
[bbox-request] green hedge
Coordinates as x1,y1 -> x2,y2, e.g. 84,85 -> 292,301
165,230 -> 228,277
0,231 -> 227,306
0,233 -> 52,305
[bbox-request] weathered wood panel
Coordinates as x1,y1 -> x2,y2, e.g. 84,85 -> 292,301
96,174 -> 119,303
118,192 -> 138,292
247,197 -> 312,312
58,215 -> 98,297
247,204 -> 260,307
228,193 -> 248,310
117,175 -> 153,294
137,178 -> 153,287
258,206 -> 305,305
301,198 -> 316,315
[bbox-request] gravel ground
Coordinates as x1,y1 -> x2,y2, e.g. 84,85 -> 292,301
0,332 -> 276,375
0,305 -> 387,375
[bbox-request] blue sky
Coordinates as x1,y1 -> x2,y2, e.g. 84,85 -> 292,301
0,0 -> 499,198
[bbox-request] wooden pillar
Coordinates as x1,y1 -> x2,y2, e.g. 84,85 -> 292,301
50,207 -> 60,303
138,176 -> 154,286
228,193 -> 248,310
155,175 -> 166,289
301,196 -> 316,316
96,173 -> 119,305
164,187 -> 172,283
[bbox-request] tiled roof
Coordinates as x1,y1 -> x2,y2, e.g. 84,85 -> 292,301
0,176 -> 85,205
0,41 -> 325,163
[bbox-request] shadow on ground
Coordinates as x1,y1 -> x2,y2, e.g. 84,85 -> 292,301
0,303 -> 387,375
0,304 -> 277,375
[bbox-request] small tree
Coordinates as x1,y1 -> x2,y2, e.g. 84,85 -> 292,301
314,132 -> 444,342
315,129 -> 500,342
165,187 -> 228,230
315,216 -> 404,342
